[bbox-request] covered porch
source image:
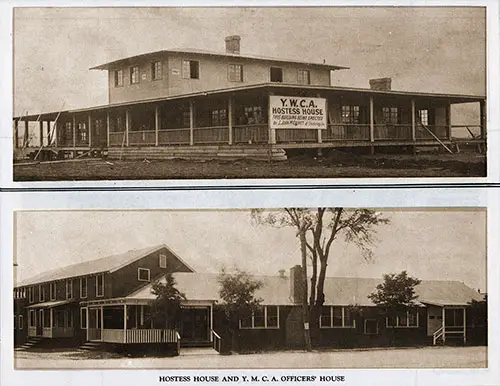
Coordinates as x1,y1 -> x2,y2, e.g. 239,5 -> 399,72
427,304 -> 468,345
27,300 -> 76,339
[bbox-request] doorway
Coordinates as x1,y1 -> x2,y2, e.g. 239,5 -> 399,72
180,307 -> 210,343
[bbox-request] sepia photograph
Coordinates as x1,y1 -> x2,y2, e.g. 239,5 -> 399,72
11,6 -> 487,181
13,209 -> 487,369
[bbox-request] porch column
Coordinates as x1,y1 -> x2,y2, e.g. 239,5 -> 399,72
86,308 -> 89,341
72,115 -> 76,149
125,109 -> 130,147
463,307 -> 467,344
210,305 -> 214,342
106,112 -> 110,147
228,96 -> 233,145
317,93 -> 322,144
100,306 -> 104,332
369,96 -> 375,142
88,113 -> 92,148
46,121 -> 51,145
24,119 -> 29,147
411,99 -> 416,141
123,304 -> 127,343
50,308 -> 53,328
14,120 -> 19,149
268,92 -> 276,145
155,106 -> 159,146
189,100 -> 195,146
479,100 -> 486,139
39,121 -> 44,147
442,307 -> 446,343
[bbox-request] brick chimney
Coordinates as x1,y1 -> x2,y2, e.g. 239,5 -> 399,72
289,265 -> 304,304
225,35 -> 241,54
369,77 -> 392,91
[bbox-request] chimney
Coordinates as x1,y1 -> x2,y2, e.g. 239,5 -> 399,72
289,265 -> 304,304
278,269 -> 286,278
225,35 -> 241,54
369,77 -> 392,91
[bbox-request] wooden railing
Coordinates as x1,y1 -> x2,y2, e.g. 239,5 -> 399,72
233,125 -> 269,144
374,124 -> 412,140
27,327 -> 37,337
416,125 -> 449,140
109,132 -> 126,146
323,124 -> 370,141
158,129 -> 190,145
125,328 -> 178,343
450,125 -> 482,139
276,129 -> 317,143
128,130 -> 156,146
193,126 -> 229,144
88,328 -> 101,341
43,327 -> 74,338
212,329 -> 222,353
433,326 -> 444,345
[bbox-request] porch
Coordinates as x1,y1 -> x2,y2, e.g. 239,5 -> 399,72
27,300 -> 76,339
428,305 -> 467,345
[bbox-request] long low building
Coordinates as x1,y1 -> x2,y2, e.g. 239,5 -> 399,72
14,244 -> 487,354
13,35 -> 486,161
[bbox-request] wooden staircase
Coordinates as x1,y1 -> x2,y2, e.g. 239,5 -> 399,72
15,336 -> 44,351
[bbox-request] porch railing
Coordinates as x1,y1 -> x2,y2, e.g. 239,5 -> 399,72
193,126 -> 229,144
43,327 -> 74,338
276,129 -> 318,143
433,326 -> 444,345
89,328 -> 179,344
158,129 -> 190,145
374,124 -> 412,140
416,125 -> 449,140
233,124 -> 269,144
128,130 -> 156,146
27,326 -> 37,337
109,131 -> 126,146
450,125 -> 482,139
323,124 -> 370,141
212,329 -> 222,353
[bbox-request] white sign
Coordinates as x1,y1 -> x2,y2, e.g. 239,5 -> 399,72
269,96 -> 327,130
171,68 -> 180,76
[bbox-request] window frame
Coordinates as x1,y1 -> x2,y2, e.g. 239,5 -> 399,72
228,63 -> 243,82
270,67 -> 283,83
39,284 -> 45,303
159,254 -> 167,269
80,308 -> 88,329
239,305 -> 280,329
341,105 -> 361,125
96,273 -> 105,298
386,310 -> 419,328
114,69 -> 124,87
297,69 -> 311,85
364,318 -> 379,335
130,66 -> 140,85
418,109 -> 429,126
28,287 -> 34,303
319,306 -> 356,329
80,277 -> 88,299
182,60 -> 200,79
138,268 -> 151,282
66,279 -> 73,300
382,106 -> 399,124
151,61 -> 162,81
19,315 -> 24,330
49,282 -> 56,301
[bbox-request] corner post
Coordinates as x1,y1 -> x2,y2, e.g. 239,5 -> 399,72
228,95 -> 233,145
442,307 -> 446,344
446,102 -> 452,140
155,106 -> 159,146
463,307 -> 466,344
369,96 -> 375,142
14,119 -> 19,149
189,100 -> 195,146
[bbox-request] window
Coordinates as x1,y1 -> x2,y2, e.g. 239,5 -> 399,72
77,122 -> 87,142
28,287 -> 34,303
228,64 -> 243,82
50,282 -> 56,300
66,279 -> 73,300
29,310 -> 35,327
39,285 -> 45,302
320,306 -> 356,328
182,60 -> 199,79
386,310 -> 419,328
114,70 -> 124,87
130,66 -> 139,84
96,273 -> 104,297
270,67 -> 283,82
81,308 -> 87,329
298,69 -> 310,85
445,308 -> 465,327
382,107 -> 399,124
80,277 -> 87,299
19,315 -> 23,330
159,254 -> 167,268
364,319 -> 378,335
341,105 -> 360,124
418,109 -> 429,125
210,108 -> 228,127
152,61 -> 162,80
239,306 -> 279,329
138,268 -> 151,282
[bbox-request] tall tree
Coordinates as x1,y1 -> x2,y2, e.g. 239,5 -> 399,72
252,208 -> 388,348
149,272 -> 186,329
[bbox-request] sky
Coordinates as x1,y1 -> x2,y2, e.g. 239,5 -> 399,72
14,209 -> 487,292
13,6 -> 485,122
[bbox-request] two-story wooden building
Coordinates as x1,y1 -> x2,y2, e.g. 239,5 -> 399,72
14,245 -> 486,353
13,35 -> 486,161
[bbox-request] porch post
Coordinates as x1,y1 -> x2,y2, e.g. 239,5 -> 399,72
479,100 -> 486,139
268,92 -> 276,145
317,93 -> 322,144
39,121 -> 44,147
86,308 -> 89,341
228,95 -> 233,145
189,100 -> 195,146
411,99 -> 416,141
155,106 -> 159,146
100,306 -> 104,340
88,113 -> 92,148
14,120 -> 19,149
446,102 -> 452,140
125,109 -> 130,147
106,112 -> 110,147
210,305 -> 214,342
442,307 -> 446,343
72,115 -> 76,149
54,120 -> 58,147
50,308 -> 53,328
123,304 -> 127,343
463,307 -> 466,344
369,96 -> 375,142
24,119 -> 29,147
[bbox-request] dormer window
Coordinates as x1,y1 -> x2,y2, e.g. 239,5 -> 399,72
138,268 -> 151,282
182,60 -> 199,79
114,69 -> 124,87
159,254 -> 167,268
270,67 -> 283,83
130,66 -> 139,84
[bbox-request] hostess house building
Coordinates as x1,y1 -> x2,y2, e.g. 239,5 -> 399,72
13,35 -> 486,161
14,244 -> 487,354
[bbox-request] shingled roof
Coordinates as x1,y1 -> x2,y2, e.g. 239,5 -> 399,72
127,272 -> 483,307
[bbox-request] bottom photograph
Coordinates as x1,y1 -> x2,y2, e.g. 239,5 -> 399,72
13,208 -> 487,369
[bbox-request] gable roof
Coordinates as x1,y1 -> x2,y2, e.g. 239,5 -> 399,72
126,273 -> 483,307
90,48 -> 349,71
16,244 -> 194,287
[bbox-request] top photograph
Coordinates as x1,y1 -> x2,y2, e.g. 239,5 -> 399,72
12,6 -> 487,181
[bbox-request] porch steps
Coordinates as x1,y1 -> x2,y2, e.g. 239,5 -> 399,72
79,341 -> 105,352
14,337 -> 44,351
107,145 -> 287,161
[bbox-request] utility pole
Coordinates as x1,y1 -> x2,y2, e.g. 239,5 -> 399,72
299,227 -> 312,352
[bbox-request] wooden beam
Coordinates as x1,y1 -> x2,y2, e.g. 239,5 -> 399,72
72,115 -> 76,149
123,304 -> 127,343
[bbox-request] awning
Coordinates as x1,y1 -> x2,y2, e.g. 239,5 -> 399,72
27,299 -> 76,309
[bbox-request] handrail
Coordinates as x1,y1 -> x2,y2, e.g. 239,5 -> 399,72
433,326 -> 444,345
211,329 -> 222,353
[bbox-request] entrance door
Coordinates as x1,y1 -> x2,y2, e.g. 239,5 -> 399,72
88,308 -> 102,341
181,307 -> 209,343
37,309 -> 44,336
427,306 -> 442,336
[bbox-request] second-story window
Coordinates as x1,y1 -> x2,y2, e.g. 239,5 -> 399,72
297,69 -> 310,85
152,61 -> 162,80
96,273 -> 104,297
28,287 -> 34,303
130,66 -> 140,84
80,277 -> 88,299
39,285 -> 45,302
182,60 -> 199,79
50,282 -> 56,300
228,64 -> 243,82
138,268 -> 151,282
270,67 -> 283,83
66,279 -> 73,300
114,69 -> 124,87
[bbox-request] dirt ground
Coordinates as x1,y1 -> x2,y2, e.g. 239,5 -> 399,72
14,346 -> 487,369
13,151 -> 486,181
